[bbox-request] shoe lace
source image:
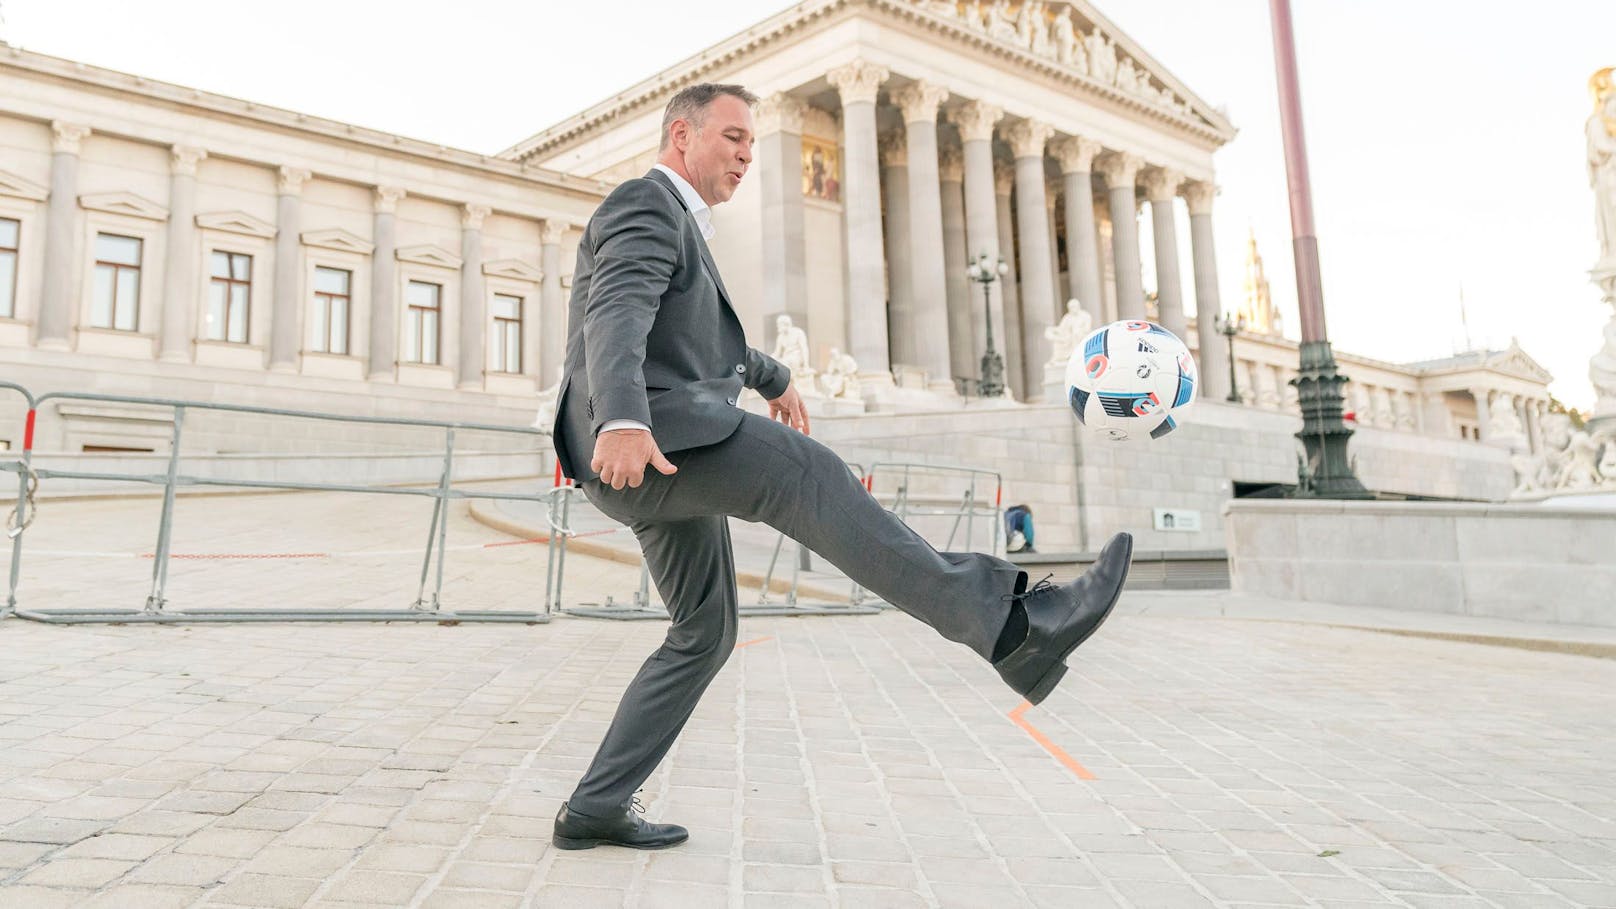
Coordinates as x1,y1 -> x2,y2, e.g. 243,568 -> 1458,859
1002,573 -> 1055,604
628,789 -> 646,815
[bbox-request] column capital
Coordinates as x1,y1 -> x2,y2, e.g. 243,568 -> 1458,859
1141,167 -> 1184,203
880,130 -> 907,167
951,101 -> 1002,143
754,92 -> 805,135
1005,120 -> 1054,159
993,160 -> 1015,196
51,121 -> 91,155
277,166 -> 313,196
540,219 -> 571,246
1049,136 -> 1102,174
826,60 -> 889,106
939,147 -> 964,183
1096,151 -> 1143,189
892,81 -> 949,123
374,185 -> 407,213
1182,180 -> 1216,215
462,203 -> 492,229
170,145 -> 208,176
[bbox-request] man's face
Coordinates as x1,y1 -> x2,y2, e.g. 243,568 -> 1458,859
674,94 -> 755,206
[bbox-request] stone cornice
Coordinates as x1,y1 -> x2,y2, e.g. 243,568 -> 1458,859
499,0 -> 1233,166
0,45 -> 612,202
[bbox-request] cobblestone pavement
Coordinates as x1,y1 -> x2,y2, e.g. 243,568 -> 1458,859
1,493 -> 1613,908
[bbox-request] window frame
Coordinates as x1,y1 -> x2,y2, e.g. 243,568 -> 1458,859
205,250 -> 253,344
0,215 -> 18,321
403,279 -> 443,366
489,291 -> 523,375
310,265 -> 353,356
91,232 -> 144,333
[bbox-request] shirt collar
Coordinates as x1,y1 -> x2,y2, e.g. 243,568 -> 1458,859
652,163 -> 715,240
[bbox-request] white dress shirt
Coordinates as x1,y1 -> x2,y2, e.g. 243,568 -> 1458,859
601,165 -> 717,435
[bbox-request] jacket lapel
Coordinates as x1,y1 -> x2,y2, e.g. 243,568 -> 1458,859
644,169 -> 734,309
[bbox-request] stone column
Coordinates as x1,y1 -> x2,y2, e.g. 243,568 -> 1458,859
1051,137 -> 1102,325
1472,389 -> 1492,441
755,93 -> 809,341
1142,167 -> 1187,340
1526,399 -> 1543,453
1008,119 -> 1056,371
955,102 -> 1007,378
892,81 -> 953,390
1097,152 -> 1145,320
880,132 -> 915,369
939,149 -> 972,384
367,185 -> 406,379
457,203 -> 491,388
538,220 -> 568,388
38,121 -> 91,349
827,60 -> 893,387
269,166 -> 311,372
994,162 -> 1026,398
1046,190 -> 1061,315
159,145 -> 206,362
1182,181 -> 1227,401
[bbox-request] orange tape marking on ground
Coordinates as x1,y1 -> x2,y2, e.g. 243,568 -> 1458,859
734,636 -> 773,649
1008,700 -> 1096,780
144,552 -> 329,560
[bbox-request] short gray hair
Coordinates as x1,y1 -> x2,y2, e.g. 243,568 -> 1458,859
659,83 -> 759,151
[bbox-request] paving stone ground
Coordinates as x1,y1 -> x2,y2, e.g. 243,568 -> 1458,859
1,492 -> 1613,908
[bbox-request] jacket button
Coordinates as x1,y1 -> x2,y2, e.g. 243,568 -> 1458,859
726,396 -> 737,406
735,364 -> 746,374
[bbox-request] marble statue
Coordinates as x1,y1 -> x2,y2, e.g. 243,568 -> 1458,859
771,314 -> 816,386
819,347 -> 861,400
1591,312 -> 1616,416
1489,391 -> 1526,447
1086,30 -> 1118,84
1597,428 -> 1616,483
1051,10 -> 1083,71
1588,68 -> 1616,265
1116,60 -> 1142,96
1558,429 -> 1604,489
1027,2 -> 1053,57
961,0 -> 986,31
1042,299 -> 1093,366
1510,451 -> 1547,496
987,0 -> 1019,42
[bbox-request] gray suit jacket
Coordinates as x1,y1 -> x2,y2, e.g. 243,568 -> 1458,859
552,168 -> 791,481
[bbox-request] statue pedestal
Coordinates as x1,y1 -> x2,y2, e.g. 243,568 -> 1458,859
1042,361 -> 1069,406
1589,261 -> 1616,422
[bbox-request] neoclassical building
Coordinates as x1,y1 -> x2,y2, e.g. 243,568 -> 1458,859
0,0 -> 1553,533
506,0 -> 1237,407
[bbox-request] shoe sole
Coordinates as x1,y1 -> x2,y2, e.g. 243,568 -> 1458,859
552,833 -> 689,851
1024,535 -> 1134,706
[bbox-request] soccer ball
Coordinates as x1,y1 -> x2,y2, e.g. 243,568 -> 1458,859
1065,320 -> 1197,442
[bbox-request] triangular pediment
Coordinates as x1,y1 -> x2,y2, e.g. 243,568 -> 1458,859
78,191 -> 168,221
195,210 -> 276,239
300,228 -> 375,255
482,257 -> 543,282
1486,342 -> 1554,384
396,244 -> 462,269
0,169 -> 48,202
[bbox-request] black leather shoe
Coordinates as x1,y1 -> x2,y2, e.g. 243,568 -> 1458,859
552,801 -> 689,851
993,532 -> 1133,705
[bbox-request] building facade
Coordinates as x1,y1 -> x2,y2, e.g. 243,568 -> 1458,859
0,0 -> 1555,548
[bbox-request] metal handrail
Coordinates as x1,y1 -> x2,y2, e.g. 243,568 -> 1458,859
1,384 -> 550,624
867,461 -> 1005,558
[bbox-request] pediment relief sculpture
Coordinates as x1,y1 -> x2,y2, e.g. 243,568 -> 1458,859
906,1 -> 1195,117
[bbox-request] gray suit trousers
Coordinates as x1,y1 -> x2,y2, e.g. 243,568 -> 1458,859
566,412 -> 1022,816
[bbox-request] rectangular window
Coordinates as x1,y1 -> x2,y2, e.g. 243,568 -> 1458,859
404,280 -> 441,365
491,293 -> 522,374
91,233 -> 142,331
0,217 -> 17,319
310,266 -> 351,354
206,251 -> 252,343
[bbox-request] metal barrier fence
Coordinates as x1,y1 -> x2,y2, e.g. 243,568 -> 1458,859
0,382 -> 549,624
1,382 -> 1009,626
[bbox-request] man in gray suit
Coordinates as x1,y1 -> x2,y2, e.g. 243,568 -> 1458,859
550,84 -> 1133,850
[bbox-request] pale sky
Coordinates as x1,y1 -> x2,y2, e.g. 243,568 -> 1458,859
4,0 -> 1612,407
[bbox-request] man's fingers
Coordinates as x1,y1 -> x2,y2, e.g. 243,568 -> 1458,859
797,404 -> 812,436
651,450 -> 679,476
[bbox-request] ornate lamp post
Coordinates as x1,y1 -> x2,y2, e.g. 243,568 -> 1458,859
966,252 -> 1009,398
1269,0 -> 1370,498
1214,312 -> 1246,403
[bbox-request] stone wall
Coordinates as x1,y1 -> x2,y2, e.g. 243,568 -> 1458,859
1225,499 -> 1616,627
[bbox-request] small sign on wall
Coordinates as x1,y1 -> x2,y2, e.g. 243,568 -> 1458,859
1152,508 -> 1201,532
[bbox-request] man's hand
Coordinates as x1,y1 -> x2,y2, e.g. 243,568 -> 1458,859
591,428 -> 677,490
768,382 -> 811,436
